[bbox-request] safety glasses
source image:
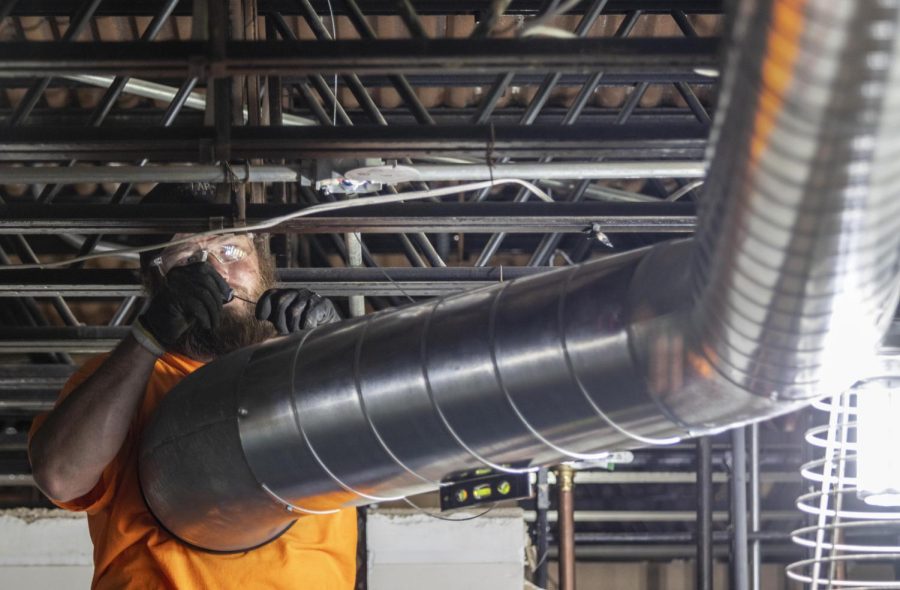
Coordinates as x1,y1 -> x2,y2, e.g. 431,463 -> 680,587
151,233 -> 255,276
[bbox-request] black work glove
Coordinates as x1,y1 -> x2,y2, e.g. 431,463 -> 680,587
255,288 -> 341,334
136,262 -> 231,351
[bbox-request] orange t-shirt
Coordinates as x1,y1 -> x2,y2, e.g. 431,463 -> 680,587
29,352 -> 357,590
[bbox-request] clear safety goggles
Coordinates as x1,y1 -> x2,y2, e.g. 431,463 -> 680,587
151,233 -> 255,276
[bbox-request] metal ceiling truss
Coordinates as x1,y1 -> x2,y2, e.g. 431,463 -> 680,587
0,0 -> 730,552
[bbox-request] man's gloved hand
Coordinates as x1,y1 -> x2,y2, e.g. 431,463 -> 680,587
255,288 -> 341,334
133,263 -> 231,355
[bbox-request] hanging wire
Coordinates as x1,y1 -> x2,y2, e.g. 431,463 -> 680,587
401,496 -> 496,522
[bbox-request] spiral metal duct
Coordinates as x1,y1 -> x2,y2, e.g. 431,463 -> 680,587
140,0 -> 900,552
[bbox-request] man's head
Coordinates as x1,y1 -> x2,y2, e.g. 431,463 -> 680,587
139,184 -> 277,360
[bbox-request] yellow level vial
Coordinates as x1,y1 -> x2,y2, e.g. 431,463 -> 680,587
472,484 -> 493,500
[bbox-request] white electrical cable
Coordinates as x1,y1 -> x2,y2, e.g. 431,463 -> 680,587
0,179 -> 554,271
401,496 -> 496,522
520,25 -> 577,38
520,0 -> 583,37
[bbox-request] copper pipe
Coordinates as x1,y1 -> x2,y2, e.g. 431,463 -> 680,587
557,464 -> 576,590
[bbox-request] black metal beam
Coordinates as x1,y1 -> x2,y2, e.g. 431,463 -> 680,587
0,364 -> 70,412
0,432 -> 29,451
0,363 -> 72,389
0,107 -> 708,128
0,326 -> 129,353
697,436 -> 713,590
0,123 -> 709,161
0,72 -> 717,88
0,38 -> 720,78
0,391 -> 61,412
9,1 -> 723,17
0,266 -> 553,297
0,202 -> 697,234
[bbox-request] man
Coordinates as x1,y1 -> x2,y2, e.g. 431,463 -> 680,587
28,184 -> 357,589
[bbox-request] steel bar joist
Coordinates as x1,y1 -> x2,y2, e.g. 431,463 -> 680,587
0,38 -> 719,78
0,202 -> 697,234
0,267 -> 552,298
0,124 -> 709,161
8,1 -> 723,17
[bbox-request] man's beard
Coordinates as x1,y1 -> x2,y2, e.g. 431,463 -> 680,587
173,304 -> 276,360
172,250 -> 278,360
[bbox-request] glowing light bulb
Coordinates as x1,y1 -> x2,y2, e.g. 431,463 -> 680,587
856,380 -> 900,507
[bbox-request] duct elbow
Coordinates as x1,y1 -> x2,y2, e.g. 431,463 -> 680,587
687,0 -> 900,401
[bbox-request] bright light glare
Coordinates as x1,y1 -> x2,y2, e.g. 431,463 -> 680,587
856,381 -> 900,507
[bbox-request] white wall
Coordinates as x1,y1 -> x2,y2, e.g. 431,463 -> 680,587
367,508 -> 526,590
0,508 -> 93,589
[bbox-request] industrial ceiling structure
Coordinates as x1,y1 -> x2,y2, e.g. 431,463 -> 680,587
0,1 -> 864,588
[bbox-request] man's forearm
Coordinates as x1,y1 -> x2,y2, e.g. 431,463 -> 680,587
29,335 -> 158,503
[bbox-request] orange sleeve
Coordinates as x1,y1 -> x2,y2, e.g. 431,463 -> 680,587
28,354 -> 121,514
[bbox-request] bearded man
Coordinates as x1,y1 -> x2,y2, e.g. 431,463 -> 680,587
27,184 -> 357,590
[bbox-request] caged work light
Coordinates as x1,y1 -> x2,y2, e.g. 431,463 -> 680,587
856,379 -> 900,507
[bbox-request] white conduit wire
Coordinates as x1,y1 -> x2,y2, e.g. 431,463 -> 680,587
0,162 -> 704,185
0,179 -> 554,271
346,161 -> 706,183
0,164 -> 305,185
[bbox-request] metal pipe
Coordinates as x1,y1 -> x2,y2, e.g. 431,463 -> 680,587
137,0 -> 900,553
522,510 -> 801,524
697,437 -> 713,590
575,531 -> 789,544
534,467 -> 550,589
549,544 -> 802,562
749,424 -> 761,590
0,164 -> 306,184
348,161 -> 705,183
345,209 -> 365,318
731,427 -> 749,590
556,464 -> 576,590
570,470 -> 798,485
62,74 -> 316,126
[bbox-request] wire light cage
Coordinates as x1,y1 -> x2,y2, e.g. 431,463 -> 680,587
787,382 -> 900,588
